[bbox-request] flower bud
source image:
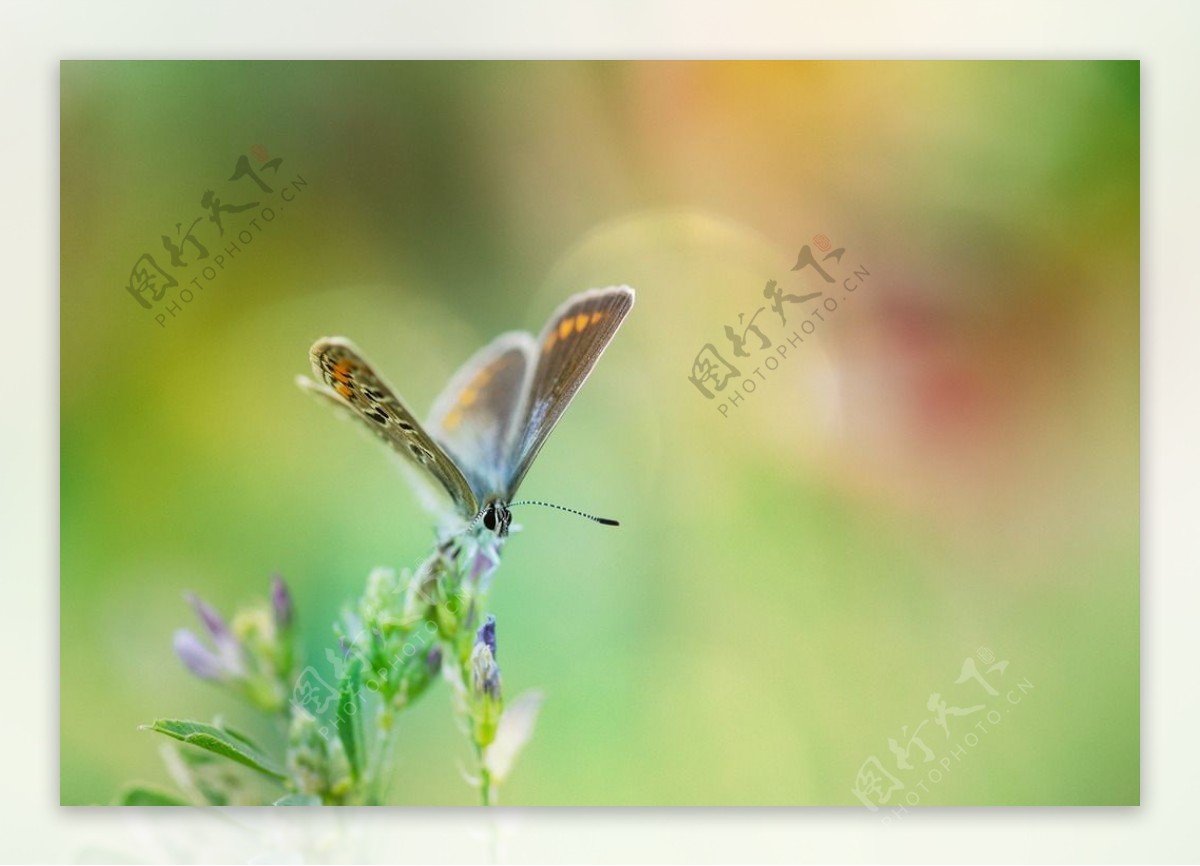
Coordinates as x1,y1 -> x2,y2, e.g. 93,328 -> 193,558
469,615 -> 503,747
469,544 -> 500,587
172,629 -> 225,680
471,615 -> 501,700
286,707 -> 351,804
174,581 -> 294,712
186,592 -> 230,641
178,592 -> 246,679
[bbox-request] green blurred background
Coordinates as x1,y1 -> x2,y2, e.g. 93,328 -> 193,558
61,61 -> 1138,805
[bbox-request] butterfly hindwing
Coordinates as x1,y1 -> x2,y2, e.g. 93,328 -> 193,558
426,331 -> 536,501
302,338 -> 479,517
503,286 -> 635,497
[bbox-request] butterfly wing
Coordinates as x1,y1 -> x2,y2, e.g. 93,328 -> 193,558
426,331 -> 537,502
502,286 -> 635,498
300,337 -> 479,518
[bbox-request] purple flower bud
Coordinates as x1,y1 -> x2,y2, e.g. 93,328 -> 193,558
476,615 -> 497,660
270,574 -> 294,629
470,546 -> 499,584
184,592 -> 243,673
173,629 -> 225,680
472,655 -> 501,700
471,616 -> 501,700
186,592 -> 232,642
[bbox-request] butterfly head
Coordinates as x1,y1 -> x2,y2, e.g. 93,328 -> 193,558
480,499 -> 513,538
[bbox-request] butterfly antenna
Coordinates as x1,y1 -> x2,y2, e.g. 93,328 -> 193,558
509,500 -> 620,527
466,507 -> 488,530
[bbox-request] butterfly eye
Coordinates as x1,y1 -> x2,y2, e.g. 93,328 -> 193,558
482,507 -> 497,532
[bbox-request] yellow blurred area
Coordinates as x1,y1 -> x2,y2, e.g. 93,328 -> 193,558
61,61 -> 1138,805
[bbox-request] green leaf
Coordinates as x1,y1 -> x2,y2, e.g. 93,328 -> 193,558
273,793 -> 321,806
142,719 -> 286,781
116,784 -> 191,806
337,659 -> 364,780
215,719 -> 268,753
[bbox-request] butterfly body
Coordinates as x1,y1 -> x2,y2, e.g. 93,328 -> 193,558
299,286 -> 634,538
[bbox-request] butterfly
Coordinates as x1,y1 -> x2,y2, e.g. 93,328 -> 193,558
298,286 -> 635,537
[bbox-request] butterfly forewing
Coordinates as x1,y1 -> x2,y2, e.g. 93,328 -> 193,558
426,331 -> 536,501
503,286 -> 635,497
305,338 -> 479,517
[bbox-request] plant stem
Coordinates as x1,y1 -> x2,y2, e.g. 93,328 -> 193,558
366,703 -> 397,805
477,748 -> 494,806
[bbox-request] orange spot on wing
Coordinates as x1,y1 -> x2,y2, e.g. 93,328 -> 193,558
574,313 -> 590,333
590,311 -> 604,325
459,388 -> 478,407
443,408 -> 463,430
558,318 -> 574,340
543,333 -> 557,352
332,359 -> 354,384
335,383 -> 353,399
